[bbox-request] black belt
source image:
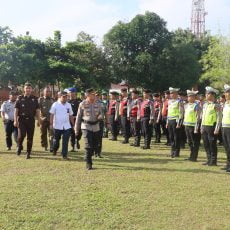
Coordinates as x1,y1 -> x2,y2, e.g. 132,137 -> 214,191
82,120 -> 99,125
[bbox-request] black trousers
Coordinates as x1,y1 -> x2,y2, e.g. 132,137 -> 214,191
109,115 -> 119,139
141,118 -> 153,148
161,117 -> 170,144
202,125 -> 218,164
154,121 -> 161,142
180,125 -> 187,147
121,116 -> 130,141
40,120 -> 53,150
4,120 -> 18,148
130,117 -> 141,145
83,130 -> 100,165
168,119 -> 181,157
222,127 -> 230,167
18,117 -> 35,153
185,126 -> 201,161
95,121 -> 104,155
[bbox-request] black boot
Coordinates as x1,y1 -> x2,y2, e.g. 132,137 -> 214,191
26,152 -> 31,159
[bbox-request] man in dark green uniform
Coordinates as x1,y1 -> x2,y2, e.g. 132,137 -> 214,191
39,87 -> 54,152
68,87 -> 81,151
14,83 -> 40,159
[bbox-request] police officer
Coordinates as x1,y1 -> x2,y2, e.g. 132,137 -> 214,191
128,89 -> 141,147
14,83 -> 40,159
68,87 -> 81,151
153,93 -> 162,143
138,89 -> 154,149
167,87 -> 184,158
201,87 -> 221,166
183,90 -> 201,162
75,88 -> 103,170
1,91 -> 18,150
119,88 -> 131,144
101,91 -> 109,138
38,87 -> 54,152
162,91 -> 170,145
221,84 -> 230,172
108,91 -> 119,141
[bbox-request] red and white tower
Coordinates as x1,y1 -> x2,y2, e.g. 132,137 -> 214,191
191,0 -> 207,38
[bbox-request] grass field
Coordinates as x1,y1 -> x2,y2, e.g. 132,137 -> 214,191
0,120 -> 229,230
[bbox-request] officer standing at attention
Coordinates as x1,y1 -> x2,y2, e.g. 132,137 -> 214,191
14,83 -> 40,159
101,91 -> 109,138
138,89 -> 154,149
183,90 -> 201,162
75,88 -> 103,170
119,88 -> 131,144
153,93 -> 162,143
167,87 -> 184,158
201,87 -> 221,166
1,91 -> 18,150
127,89 -> 141,147
162,90 -> 170,145
221,84 -> 230,172
68,87 -> 81,151
38,87 -> 54,152
108,91 -> 119,141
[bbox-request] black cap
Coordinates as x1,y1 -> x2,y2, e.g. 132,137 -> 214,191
164,90 -> 170,95
9,91 -> 17,96
86,88 -> 95,94
132,90 -> 139,94
153,93 -> 160,97
143,89 -> 151,94
121,88 -> 128,92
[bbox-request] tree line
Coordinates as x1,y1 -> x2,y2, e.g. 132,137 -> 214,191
0,11 -> 228,93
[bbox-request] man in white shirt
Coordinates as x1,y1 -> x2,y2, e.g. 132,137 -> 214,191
1,91 -> 18,150
50,91 -> 74,159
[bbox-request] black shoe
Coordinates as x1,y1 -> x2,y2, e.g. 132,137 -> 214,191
16,147 -> 22,156
86,163 -> 93,170
76,142 -> 80,149
122,140 -> 129,144
98,155 -> 103,158
133,144 -> 140,147
208,162 -> 217,166
53,151 -> 57,156
202,161 -> 209,165
221,166 -> 228,170
142,146 -> 150,150
26,153 -> 31,159
63,156 -> 69,160
7,147 -> 11,151
50,149 -> 53,153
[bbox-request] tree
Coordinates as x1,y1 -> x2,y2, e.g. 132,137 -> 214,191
200,36 -> 230,89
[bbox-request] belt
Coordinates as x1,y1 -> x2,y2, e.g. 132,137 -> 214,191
82,120 -> 99,125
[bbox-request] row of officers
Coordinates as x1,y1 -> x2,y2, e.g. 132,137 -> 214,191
0,83 -> 230,171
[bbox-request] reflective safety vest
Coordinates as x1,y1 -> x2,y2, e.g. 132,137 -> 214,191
168,100 -> 179,120
202,103 -> 217,126
184,103 -> 197,126
222,102 -> 230,128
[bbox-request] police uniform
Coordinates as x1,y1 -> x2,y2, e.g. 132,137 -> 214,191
128,93 -> 141,147
201,87 -> 221,166
68,88 -> 81,151
102,92 -> 109,138
38,96 -> 54,151
183,90 -> 201,162
153,94 -> 162,143
221,85 -> 230,172
161,92 -> 170,145
108,92 -> 119,141
15,94 -> 39,158
139,90 -> 154,149
167,87 -> 184,158
75,94 -> 103,169
119,94 -> 131,144
1,98 -> 18,149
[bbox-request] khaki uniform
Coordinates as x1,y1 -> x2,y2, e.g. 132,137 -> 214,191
75,100 -> 103,169
38,96 -> 54,150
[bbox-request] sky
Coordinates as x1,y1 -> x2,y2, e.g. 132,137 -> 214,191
0,0 -> 230,44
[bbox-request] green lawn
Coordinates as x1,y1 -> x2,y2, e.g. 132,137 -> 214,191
0,120 -> 229,230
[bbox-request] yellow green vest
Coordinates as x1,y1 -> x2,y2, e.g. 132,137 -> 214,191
202,103 -> 217,126
222,102 -> 230,128
168,100 -> 179,120
184,103 -> 197,126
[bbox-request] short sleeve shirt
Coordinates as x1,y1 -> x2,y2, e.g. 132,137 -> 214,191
50,101 -> 73,130
1,100 -> 16,120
